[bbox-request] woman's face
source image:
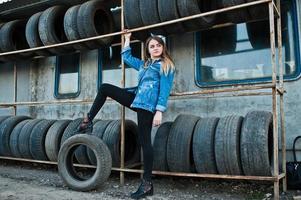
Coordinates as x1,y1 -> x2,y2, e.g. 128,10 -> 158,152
148,39 -> 163,59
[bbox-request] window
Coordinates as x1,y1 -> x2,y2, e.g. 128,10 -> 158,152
98,42 -> 142,88
54,53 -> 80,98
196,0 -> 300,87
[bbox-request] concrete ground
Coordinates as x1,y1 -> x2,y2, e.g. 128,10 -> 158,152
0,159 -> 296,200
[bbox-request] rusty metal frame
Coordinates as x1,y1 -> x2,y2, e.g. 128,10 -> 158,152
12,62 -> 17,115
120,0 -> 125,184
0,155 -> 286,181
0,0 -> 286,199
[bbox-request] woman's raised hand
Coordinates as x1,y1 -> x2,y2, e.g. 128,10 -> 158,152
123,29 -> 132,40
123,29 -> 131,47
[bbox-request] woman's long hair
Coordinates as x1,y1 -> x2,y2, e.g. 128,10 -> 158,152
144,36 -> 175,76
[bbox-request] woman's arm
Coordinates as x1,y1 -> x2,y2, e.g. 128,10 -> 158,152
153,70 -> 175,126
121,31 -> 144,71
155,70 -> 175,113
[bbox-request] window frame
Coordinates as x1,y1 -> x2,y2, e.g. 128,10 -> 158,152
54,53 -> 81,99
195,0 -> 301,88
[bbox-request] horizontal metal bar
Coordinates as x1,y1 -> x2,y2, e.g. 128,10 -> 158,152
170,92 -> 273,100
5,40 -> 140,62
0,156 -> 59,166
0,99 -> 94,107
111,39 -> 141,47
0,156 -> 283,182
0,0 -> 271,57
172,84 -> 275,96
111,167 -> 283,182
0,93 -> 273,108
0,84 -> 276,107
0,156 -> 136,169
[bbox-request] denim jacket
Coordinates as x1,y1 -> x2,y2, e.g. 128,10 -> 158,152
121,46 -> 174,113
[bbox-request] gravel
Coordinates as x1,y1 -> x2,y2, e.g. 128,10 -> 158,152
0,159 -> 296,200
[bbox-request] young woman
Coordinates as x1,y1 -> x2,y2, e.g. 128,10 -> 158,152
77,30 -> 175,199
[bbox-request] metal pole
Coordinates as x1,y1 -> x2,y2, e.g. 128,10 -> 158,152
269,1 -> 279,199
13,62 -> 17,116
120,0 -> 125,185
276,0 -> 286,192
140,42 -> 145,179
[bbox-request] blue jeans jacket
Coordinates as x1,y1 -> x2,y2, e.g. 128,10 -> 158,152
121,46 -> 174,113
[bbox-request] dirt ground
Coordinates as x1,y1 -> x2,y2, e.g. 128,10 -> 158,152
0,159 -> 297,200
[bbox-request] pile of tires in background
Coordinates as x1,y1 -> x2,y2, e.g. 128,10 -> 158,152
153,110 -> 273,176
0,110 -> 274,177
0,115 -> 141,191
124,0 -> 271,40
0,110 -> 273,190
0,0 -> 119,61
0,0 -> 271,61
0,116 -> 140,166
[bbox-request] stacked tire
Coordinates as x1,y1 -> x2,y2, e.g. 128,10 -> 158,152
153,110 -> 273,176
76,0 -> 114,49
37,6 -> 73,55
0,0 -> 116,62
0,20 -> 32,62
0,115 -> 140,167
0,116 -> 31,156
59,118 -> 140,167
8,117 -> 67,160
124,0 -> 269,37
246,0 -> 273,20
64,1 -> 115,50
86,119 -> 141,167
216,0 -> 250,24
0,0 -> 270,62
215,0 -> 272,24
124,0 -> 217,38
0,115 -> 140,192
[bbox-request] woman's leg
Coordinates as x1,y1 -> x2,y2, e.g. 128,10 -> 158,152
136,109 -> 155,181
131,108 -> 154,199
88,83 -> 135,121
78,83 -> 135,132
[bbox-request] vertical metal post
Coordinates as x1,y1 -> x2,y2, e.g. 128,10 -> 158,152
140,41 -> 145,179
269,1 -> 279,199
120,0 -> 125,185
141,42 -> 145,62
13,62 -> 17,116
276,0 -> 286,192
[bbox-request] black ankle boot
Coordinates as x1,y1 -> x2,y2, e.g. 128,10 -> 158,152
76,119 -> 93,133
130,179 -> 153,199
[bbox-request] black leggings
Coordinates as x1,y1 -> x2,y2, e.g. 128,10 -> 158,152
88,83 -> 154,181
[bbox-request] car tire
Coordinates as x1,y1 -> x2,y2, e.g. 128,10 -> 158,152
58,134 -> 112,191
